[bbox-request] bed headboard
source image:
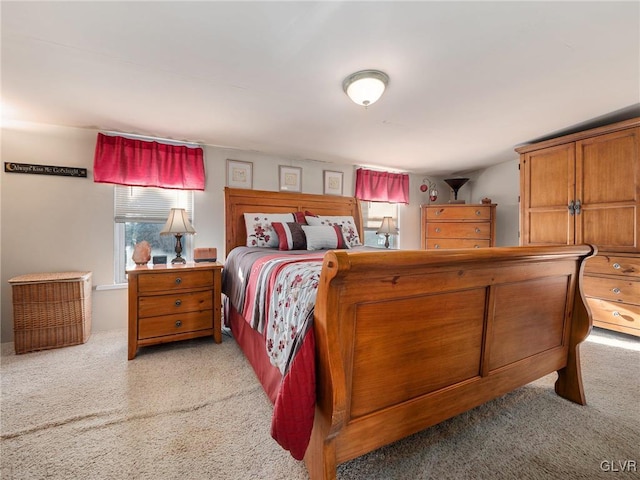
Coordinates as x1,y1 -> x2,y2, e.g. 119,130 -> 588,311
224,187 -> 363,257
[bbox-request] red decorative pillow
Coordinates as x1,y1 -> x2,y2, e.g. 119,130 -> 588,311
272,222 -> 308,250
292,210 -> 317,224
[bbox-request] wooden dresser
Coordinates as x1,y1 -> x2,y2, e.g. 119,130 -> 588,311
420,204 -> 496,249
127,262 -> 223,359
517,117 -> 639,336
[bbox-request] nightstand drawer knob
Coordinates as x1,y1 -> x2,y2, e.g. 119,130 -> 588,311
475,210 -> 481,216
475,228 -> 481,233
175,299 -> 182,306
435,227 -> 441,233
175,277 -> 182,285
434,244 -> 440,249
613,311 -> 620,317
613,263 -> 621,270
175,320 -> 182,328
612,287 -> 621,294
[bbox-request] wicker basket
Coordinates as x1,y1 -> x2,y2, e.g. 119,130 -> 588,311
9,272 -> 92,354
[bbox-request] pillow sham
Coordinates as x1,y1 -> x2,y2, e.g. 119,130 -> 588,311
302,225 -> 348,251
272,222 -> 307,250
305,215 -> 362,247
244,213 -> 295,247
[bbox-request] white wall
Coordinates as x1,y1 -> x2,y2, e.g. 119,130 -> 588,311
468,160 -> 521,247
0,121 -> 520,342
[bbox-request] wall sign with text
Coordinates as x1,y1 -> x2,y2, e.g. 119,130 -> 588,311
4,162 -> 87,178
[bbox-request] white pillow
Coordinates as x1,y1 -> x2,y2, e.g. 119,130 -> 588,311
301,225 -> 348,250
305,215 -> 362,247
244,213 -> 295,247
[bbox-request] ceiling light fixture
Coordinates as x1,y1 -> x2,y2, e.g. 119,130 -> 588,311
342,69 -> 389,107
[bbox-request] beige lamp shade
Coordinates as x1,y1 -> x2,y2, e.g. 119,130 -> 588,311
160,208 -> 196,235
376,216 -> 398,235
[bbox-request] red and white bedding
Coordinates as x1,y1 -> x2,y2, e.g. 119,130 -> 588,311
222,247 -> 326,460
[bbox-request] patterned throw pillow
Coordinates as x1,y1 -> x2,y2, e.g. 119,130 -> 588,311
272,222 -> 307,250
305,215 -> 362,247
301,225 -> 348,250
243,213 -> 296,247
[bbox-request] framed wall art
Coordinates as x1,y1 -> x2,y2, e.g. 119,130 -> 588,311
323,170 -> 344,196
226,159 -> 253,189
279,165 -> 302,192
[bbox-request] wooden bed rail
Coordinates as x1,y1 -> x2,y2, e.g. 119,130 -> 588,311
306,244 -> 596,480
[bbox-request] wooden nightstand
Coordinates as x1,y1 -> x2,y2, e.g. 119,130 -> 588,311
127,262 -> 223,360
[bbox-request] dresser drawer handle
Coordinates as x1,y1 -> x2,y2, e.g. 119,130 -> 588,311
435,210 -> 443,216
434,244 -> 440,249
175,299 -> 182,307
474,245 -> 480,248
475,228 -> 481,233
175,320 -> 182,328
612,287 -> 621,294
612,311 -> 620,317
175,277 -> 182,285
612,263 -> 621,270
475,210 -> 481,216
435,227 -> 441,233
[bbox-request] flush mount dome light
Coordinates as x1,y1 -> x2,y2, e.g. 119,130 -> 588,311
342,70 -> 389,107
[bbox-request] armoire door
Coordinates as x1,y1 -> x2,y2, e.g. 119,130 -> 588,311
576,127 -> 640,251
520,142 -> 576,245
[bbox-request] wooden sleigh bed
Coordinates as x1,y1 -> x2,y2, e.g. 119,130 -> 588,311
223,187 -> 595,480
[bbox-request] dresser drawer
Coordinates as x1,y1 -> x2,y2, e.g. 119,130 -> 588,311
426,206 -> 492,221
138,310 -> 213,339
583,276 -> 640,304
585,255 -> 640,277
426,222 -> 490,239
586,297 -> 640,331
138,270 -> 213,293
138,290 -> 213,318
426,239 -> 491,249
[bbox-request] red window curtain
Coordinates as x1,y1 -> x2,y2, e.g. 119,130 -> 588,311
93,133 -> 205,190
355,168 -> 409,204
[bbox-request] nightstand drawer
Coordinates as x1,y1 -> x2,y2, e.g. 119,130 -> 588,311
138,310 -> 213,339
426,206 -> 491,221
585,255 -> 640,277
583,276 -> 640,304
426,239 -> 491,249
138,270 -> 213,293
138,290 -> 212,318
427,222 -> 490,239
586,298 -> 640,330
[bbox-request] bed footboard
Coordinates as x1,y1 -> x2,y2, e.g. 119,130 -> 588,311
305,245 -> 595,480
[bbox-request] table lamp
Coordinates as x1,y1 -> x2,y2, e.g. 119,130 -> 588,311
160,208 -> 196,263
376,216 -> 398,249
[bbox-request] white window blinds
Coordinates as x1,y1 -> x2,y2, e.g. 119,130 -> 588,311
114,186 -> 194,223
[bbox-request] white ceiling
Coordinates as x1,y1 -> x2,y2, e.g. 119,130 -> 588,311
2,1 -> 639,175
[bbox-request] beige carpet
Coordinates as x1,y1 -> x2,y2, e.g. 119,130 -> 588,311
1,327 -> 638,480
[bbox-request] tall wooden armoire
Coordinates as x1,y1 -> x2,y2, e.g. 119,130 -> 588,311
517,117 -> 640,337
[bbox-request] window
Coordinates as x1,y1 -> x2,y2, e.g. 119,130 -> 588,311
361,201 -> 399,249
114,186 -> 194,283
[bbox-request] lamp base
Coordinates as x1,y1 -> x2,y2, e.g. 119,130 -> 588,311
171,256 -> 187,264
448,199 -> 466,204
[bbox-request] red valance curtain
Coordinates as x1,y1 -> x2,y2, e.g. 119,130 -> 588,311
93,133 -> 205,190
355,168 -> 409,204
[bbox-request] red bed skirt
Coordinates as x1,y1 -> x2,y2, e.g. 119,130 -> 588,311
226,301 -> 283,403
225,299 -> 316,460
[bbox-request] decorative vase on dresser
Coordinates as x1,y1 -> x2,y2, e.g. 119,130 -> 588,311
420,204 -> 496,250
516,117 -> 639,337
